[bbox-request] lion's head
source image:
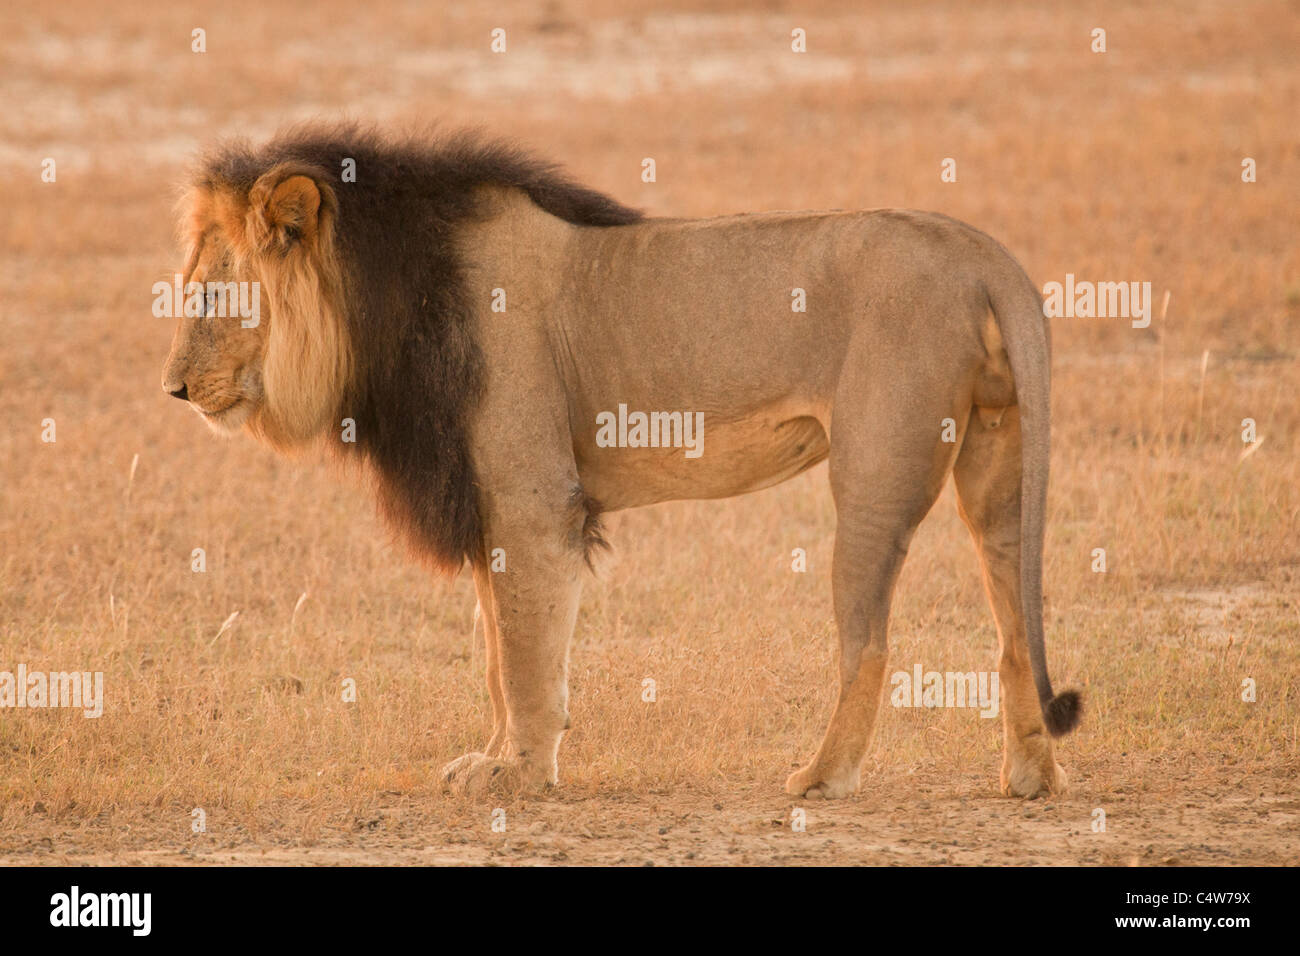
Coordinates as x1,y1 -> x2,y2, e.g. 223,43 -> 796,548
162,162 -> 351,448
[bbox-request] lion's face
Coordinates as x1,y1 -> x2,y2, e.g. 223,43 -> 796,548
161,229 -> 270,434
162,165 -> 350,447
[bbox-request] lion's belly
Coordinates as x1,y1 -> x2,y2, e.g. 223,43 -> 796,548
576,410 -> 829,510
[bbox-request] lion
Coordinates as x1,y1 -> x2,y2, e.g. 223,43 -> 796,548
161,123 -> 1081,800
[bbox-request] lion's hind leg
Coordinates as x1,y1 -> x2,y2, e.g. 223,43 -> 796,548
953,405 -> 1067,798
787,367 -> 964,799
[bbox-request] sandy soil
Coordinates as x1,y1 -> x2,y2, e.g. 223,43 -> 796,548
4,757 -> 1296,866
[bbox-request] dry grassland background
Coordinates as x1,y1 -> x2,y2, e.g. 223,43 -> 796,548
0,0 -> 1297,865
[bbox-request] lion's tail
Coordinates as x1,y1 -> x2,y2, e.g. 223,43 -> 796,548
987,269 -> 1082,738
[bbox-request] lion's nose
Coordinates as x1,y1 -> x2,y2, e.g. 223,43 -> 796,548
167,384 -> 189,401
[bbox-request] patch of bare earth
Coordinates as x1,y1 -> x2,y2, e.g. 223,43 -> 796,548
3,757 -> 1295,866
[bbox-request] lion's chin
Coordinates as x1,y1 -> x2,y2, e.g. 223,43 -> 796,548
196,398 -> 255,434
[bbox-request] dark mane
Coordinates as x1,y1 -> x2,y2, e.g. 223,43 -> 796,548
198,122 -> 643,572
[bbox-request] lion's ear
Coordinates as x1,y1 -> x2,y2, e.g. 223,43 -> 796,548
247,165 -> 334,254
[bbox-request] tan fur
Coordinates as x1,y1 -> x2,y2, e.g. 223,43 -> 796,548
163,168 -> 1077,800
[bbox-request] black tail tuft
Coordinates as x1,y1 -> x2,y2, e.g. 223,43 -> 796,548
1044,689 -> 1083,737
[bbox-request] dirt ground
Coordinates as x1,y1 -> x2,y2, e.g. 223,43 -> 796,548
4,760 -> 1297,866
1,0 -> 1297,866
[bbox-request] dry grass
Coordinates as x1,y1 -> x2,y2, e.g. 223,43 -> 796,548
0,0 -> 1296,864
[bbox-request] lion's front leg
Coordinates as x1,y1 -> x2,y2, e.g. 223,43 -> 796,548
440,565 -> 507,797
441,494 -> 585,797
470,562 -> 508,758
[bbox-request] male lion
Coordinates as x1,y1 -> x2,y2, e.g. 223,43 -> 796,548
162,124 -> 1080,800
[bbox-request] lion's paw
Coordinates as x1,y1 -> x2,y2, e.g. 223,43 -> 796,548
1001,755 -> 1068,799
785,765 -> 859,800
440,751 -> 519,797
